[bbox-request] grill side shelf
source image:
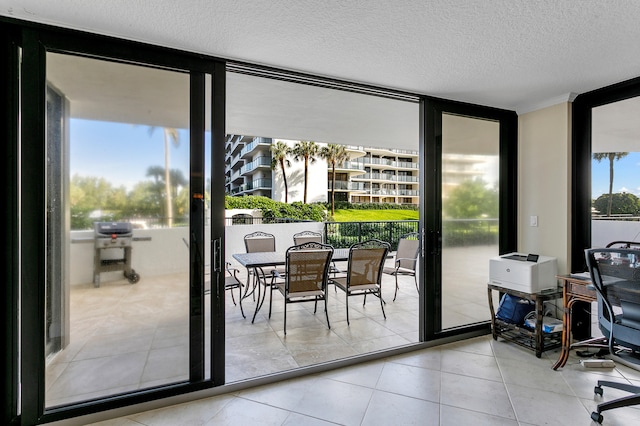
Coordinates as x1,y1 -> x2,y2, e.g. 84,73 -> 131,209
72,237 -> 152,243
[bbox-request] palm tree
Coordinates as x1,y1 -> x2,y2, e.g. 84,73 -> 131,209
292,140 -> 319,203
270,141 -> 292,203
320,144 -> 349,216
593,152 -> 628,216
149,127 -> 180,227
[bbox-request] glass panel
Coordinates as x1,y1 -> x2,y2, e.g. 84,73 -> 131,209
204,74 -> 212,381
225,72 -> 420,382
45,52 -> 191,406
591,96 -> 640,247
441,113 -> 499,329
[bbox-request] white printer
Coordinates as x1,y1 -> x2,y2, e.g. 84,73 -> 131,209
489,252 -> 558,293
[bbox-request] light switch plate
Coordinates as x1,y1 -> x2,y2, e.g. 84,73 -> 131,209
530,215 -> 538,227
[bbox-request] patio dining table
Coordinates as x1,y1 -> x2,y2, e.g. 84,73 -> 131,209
232,248 -> 350,323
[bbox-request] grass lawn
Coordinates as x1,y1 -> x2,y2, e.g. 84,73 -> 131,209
332,209 -> 419,222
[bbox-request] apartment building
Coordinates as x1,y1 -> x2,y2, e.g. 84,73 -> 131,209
225,135 -> 420,204
225,135 -> 273,198
226,136 -> 493,206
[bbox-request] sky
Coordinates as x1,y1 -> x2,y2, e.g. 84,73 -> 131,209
71,118 -> 638,199
70,119 -> 203,190
592,152 -> 640,199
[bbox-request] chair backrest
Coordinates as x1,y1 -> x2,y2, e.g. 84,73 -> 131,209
285,242 -> 333,295
585,247 -> 640,351
585,248 -> 640,293
606,240 -> 640,249
395,232 -> 420,270
293,230 -> 323,245
244,231 -> 276,253
347,239 -> 390,287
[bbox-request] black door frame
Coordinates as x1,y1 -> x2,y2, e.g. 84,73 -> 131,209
17,24 -> 227,424
572,76 -> 640,272
420,97 -> 518,340
2,20 -> 21,426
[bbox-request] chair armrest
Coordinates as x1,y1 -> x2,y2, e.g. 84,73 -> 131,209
225,261 -> 240,275
395,257 -> 417,268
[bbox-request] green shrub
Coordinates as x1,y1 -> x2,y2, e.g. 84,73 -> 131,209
225,195 -> 327,222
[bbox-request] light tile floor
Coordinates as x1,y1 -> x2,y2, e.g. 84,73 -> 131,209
83,335 -> 640,426
47,249 -> 498,407
46,244 -> 640,425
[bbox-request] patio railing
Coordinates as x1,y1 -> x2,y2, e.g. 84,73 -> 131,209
324,220 -> 419,250
324,218 -> 499,249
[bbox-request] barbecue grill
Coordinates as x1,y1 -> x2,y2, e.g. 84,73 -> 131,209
93,221 -> 140,287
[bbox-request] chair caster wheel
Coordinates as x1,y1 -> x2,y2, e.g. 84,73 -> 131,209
591,411 -> 603,423
594,385 -> 603,396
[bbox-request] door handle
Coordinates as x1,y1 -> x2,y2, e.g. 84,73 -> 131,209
213,238 -> 222,273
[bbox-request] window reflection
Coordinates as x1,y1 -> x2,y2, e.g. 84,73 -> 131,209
591,97 -> 640,247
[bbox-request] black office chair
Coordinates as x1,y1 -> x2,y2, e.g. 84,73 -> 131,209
584,247 -> 640,424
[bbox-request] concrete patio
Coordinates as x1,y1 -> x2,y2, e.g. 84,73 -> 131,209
45,245 -> 497,407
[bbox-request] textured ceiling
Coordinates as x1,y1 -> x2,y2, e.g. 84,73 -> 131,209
4,0 -> 640,113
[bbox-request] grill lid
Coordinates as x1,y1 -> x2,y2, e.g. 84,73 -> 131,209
94,221 -> 133,237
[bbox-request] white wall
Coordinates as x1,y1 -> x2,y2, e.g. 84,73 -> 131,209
70,227 -> 190,286
518,103 -> 572,273
272,139 -> 328,203
224,221 -> 325,269
592,220 -> 640,248
70,222 -> 324,286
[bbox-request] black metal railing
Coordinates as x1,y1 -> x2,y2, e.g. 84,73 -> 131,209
225,216 -> 312,226
324,220 -> 419,250
324,218 -> 498,249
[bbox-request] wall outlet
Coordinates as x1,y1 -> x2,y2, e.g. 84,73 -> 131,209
530,215 -> 538,227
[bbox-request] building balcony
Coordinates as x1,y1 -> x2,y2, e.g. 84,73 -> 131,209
336,160 -> 366,171
239,178 -> 272,193
368,188 -> 419,196
230,169 -> 244,184
240,137 -> 272,158
352,173 -> 419,184
329,181 -> 366,191
360,158 -> 419,169
240,156 -> 272,175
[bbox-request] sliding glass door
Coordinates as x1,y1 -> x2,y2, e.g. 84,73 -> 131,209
19,29 -> 225,423
44,52 -> 194,406
224,67 -> 422,382
440,113 -> 500,329
423,100 -> 517,336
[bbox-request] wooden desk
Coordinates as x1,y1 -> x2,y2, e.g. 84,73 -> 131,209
552,273 -> 640,369
552,274 -> 596,370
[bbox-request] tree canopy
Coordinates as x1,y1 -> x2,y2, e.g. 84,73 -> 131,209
70,167 -> 188,230
593,192 -> 640,216
443,179 -> 498,219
